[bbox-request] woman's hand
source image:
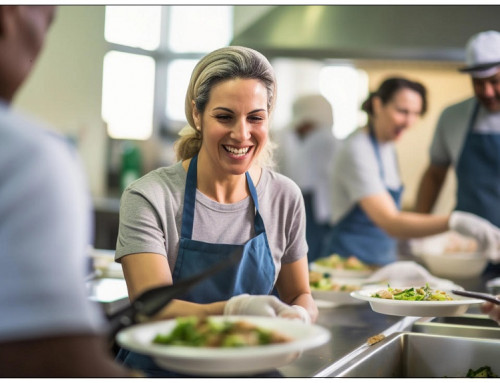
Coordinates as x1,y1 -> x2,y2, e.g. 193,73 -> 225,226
224,294 -> 311,323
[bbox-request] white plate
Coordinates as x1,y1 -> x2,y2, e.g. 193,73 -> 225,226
116,315 -> 331,376
350,288 -> 483,317
311,277 -> 377,306
310,262 -> 373,278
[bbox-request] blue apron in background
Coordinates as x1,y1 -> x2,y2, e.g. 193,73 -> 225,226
325,128 -> 403,266
455,101 -> 500,276
303,192 -> 332,262
116,154 -> 276,376
456,101 -> 500,227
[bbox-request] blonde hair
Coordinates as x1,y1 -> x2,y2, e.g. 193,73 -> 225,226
174,46 -> 277,168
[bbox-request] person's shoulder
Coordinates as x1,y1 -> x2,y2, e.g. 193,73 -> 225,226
340,128 -> 370,155
441,97 -> 476,117
0,106 -> 77,169
261,168 -> 302,196
124,161 -> 185,196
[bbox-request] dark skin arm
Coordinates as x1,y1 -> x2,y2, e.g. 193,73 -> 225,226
0,334 -> 137,377
415,163 -> 449,213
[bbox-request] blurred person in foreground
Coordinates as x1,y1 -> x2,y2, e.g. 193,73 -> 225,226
0,6 -> 131,377
114,45 -> 317,376
324,77 -> 500,267
274,94 -> 338,261
415,30 -> 500,275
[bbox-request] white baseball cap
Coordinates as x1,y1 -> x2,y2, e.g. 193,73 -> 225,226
459,30 -> 500,78
291,94 -> 333,130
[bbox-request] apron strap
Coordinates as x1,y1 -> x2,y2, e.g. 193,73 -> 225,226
181,154 -> 265,239
181,155 -> 198,239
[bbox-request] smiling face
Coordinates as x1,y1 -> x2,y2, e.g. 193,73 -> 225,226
372,88 -> 423,142
193,78 -> 269,176
472,71 -> 500,112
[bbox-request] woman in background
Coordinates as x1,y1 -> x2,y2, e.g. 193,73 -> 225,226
325,77 -> 500,266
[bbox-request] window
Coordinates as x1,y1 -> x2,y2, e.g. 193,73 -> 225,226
272,59 -> 368,140
319,66 -> 369,139
102,5 -> 233,140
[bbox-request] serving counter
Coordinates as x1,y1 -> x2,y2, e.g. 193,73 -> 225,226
279,272 -> 495,378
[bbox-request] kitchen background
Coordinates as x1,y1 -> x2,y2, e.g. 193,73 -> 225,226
13,5 -> 499,249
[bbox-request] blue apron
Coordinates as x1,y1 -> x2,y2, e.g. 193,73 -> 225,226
456,101 -> 500,227
455,101 -> 500,276
116,154 -> 276,377
325,128 -> 404,266
303,192 -> 332,262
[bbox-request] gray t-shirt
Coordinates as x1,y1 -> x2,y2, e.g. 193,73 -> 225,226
430,97 -> 500,167
115,162 -> 307,283
0,103 -> 105,342
330,128 -> 401,223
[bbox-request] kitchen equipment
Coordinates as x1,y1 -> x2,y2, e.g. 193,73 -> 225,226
107,251 -> 241,338
116,315 -> 331,376
351,288 -> 482,317
412,314 -> 500,339
327,332 -> 500,377
451,289 -> 500,305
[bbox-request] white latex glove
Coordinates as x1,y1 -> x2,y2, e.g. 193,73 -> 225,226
449,211 -> 500,261
224,294 -> 311,323
277,304 -> 311,324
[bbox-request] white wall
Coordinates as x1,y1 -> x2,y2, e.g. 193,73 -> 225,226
14,5 -> 108,198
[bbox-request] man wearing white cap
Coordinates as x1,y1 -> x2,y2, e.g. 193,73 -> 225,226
416,30 -> 500,242
274,94 -> 338,261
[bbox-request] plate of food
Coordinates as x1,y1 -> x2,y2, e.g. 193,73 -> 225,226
310,254 -> 375,278
309,271 -> 379,307
350,284 -> 483,317
116,315 -> 331,376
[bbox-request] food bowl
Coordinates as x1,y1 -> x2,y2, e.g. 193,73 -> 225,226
419,252 -> 488,279
410,232 -> 488,279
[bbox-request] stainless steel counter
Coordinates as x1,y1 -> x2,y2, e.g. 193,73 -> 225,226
278,272 -> 495,378
278,303 -> 417,377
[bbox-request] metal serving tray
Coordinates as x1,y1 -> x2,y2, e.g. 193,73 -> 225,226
328,332 -> 500,377
412,314 -> 500,339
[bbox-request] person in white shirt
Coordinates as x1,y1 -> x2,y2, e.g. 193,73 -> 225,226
325,77 -> 500,267
0,6 -> 130,377
275,94 -> 338,261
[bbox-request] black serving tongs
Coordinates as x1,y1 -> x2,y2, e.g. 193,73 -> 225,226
107,251 -> 241,339
451,289 -> 500,305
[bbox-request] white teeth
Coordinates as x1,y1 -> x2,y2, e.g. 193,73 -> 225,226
224,146 -> 249,156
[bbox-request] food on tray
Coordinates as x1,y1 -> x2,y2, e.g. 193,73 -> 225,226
153,316 -> 292,348
366,333 -> 385,346
371,283 -> 454,301
465,365 -> 498,378
309,271 -> 361,292
314,254 -> 372,271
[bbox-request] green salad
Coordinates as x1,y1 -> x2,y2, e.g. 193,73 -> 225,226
466,366 -> 498,378
153,316 -> 291,348
371,283 -> 453,301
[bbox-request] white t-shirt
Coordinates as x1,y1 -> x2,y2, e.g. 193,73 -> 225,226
330,127 -> 402,223
430,97 -> 500,167
115,162 -> 308,283
0,103 -> 105,342
274,126 -> 338,223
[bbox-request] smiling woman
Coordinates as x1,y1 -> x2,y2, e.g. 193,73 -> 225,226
113,46 -> 317,377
